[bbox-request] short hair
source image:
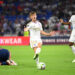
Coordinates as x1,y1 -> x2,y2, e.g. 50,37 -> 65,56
29,11 -> 36,16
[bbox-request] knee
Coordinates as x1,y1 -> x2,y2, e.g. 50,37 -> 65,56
69,42 -> 74,46
36,48 -> 41,54
38,43 -> 42,48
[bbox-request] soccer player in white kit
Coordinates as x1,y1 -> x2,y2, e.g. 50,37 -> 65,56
60,15 -> 75,63
24,11 -> 55,65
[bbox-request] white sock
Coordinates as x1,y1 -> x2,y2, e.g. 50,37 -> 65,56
71,45 -> 75,54
36,57 -> 39,64
35,48 -> 41,64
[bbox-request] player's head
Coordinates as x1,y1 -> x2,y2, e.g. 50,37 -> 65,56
29,11 -> 37,22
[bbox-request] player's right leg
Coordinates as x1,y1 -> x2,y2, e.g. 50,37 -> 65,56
69,42 -> 75,53
33,42 -> 42,59
33,42 -> 42,64
30,39 -> 42,64
69,31 -> 75,63
69,42 -> 75,63
33,47 -> 39,64
33,47 -> 39,60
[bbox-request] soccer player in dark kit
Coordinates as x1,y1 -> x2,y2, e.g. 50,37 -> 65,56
0,48 -> 17,65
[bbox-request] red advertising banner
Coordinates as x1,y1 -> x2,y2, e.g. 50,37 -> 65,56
0,1 -> 3,4
0,37 -> 30,45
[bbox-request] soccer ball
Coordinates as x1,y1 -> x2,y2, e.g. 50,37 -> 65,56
37,62 -> 46,70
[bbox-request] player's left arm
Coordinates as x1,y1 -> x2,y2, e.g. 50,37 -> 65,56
40,22 -> 56,36
40,30 -> 56,36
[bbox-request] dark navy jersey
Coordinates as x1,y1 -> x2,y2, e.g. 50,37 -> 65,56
1,62 -> 8,65
0,49 -> 9,62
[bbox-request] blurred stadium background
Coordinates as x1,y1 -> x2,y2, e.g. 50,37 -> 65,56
0,0 -> 74,45
0,0 -> 74,36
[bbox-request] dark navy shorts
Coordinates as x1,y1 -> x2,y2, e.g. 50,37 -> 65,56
0,49 -> 9,62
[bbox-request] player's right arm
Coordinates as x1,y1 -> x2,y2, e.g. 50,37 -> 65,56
24,23 -> 31,31
24,28 -> 29,31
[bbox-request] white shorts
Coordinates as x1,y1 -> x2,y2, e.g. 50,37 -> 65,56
30,39 -> 42,48
69,30 -> 75,43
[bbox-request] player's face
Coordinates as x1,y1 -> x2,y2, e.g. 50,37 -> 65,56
30,13 -> 37,22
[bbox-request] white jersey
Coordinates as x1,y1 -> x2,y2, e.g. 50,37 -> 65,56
69,15 -> 75,29
69,15 -> 75,42
27,20 -> 43,40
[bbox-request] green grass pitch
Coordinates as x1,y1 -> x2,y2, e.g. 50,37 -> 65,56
0,45 -> 75,75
